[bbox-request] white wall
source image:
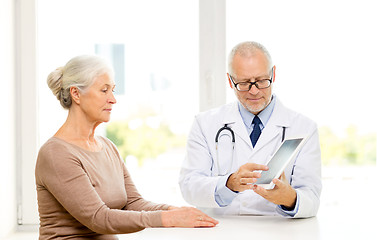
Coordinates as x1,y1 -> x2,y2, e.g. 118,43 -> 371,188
0,0 -> 16,238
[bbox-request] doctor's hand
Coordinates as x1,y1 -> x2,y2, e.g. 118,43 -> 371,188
226,163 -> 268,192
161,206 -> 219,228
252,172 -> 297,210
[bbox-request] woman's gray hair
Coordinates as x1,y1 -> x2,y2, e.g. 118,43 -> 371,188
47,55 -> 114,109
228,41 -> 273,77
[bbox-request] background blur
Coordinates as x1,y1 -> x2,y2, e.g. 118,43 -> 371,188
1,0 -> 376,238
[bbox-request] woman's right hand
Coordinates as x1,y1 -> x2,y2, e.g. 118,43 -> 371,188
161,207 -> 218,228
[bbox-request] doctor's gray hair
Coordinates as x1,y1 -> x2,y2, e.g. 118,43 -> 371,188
228,41 -> 273,77
47,55 -> 114,109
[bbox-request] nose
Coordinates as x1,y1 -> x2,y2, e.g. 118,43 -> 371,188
248,83 -> 259,95
108,91 -> 117,104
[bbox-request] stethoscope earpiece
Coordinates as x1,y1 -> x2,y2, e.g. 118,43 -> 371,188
215,124 -> 235,176
215,124 -> 235,144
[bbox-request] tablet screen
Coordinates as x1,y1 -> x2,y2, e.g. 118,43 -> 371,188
255,138 -> 304,185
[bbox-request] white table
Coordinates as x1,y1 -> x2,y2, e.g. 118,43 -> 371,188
5,208 -> 376,240
118,209 -> 376,240
119,216 -> 319,240
116,169 -> 377,240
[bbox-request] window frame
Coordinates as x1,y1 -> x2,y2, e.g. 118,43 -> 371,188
15,0 -> 227,227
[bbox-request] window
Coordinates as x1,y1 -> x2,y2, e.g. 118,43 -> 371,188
18,0 -> 375,228
22,0 -> 199,224
226,0 -> 376,214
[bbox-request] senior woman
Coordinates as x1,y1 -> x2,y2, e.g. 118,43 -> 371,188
35,55 -> 218,239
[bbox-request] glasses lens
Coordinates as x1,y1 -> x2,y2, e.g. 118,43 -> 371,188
237,83 -> 250,91
256,80 -> 271,89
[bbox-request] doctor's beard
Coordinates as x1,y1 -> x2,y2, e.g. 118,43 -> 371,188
238,93 -> 273,115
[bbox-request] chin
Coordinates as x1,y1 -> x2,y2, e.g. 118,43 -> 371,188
100,113 -> 112,123
246,103 -> 266,115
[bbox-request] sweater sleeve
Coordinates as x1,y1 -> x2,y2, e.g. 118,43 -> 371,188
36,141 -> 165,234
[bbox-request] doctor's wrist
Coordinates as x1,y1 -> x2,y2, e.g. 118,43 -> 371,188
225,174 -> 239,193
281,189 -> 297,210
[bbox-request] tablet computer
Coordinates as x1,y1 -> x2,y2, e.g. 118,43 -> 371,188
254,137 -> 307,190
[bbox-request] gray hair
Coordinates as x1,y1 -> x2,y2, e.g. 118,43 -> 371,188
228,41 -> 273,77
47,55 -> 114,109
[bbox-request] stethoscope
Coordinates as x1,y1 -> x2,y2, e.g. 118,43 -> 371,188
214,124 -> 286,176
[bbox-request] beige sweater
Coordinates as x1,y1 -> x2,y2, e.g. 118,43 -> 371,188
35,136 -> 170,240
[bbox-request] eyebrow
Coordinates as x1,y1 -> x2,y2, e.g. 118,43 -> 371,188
237,75 -> 270,82
103,83 -> 116,88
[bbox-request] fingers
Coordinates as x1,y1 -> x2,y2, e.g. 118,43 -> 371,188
239,178 -> 257,185
167,206 -> 179,210
195,221 -> 218,227
252,184 -> 268,196
238,164 -> 267,185
239,163 -> 268,184
184,207 -> 219,227
195,214 -> 219,227
272,178 -> 283,188
192,208 -> 217,223
239,170 -> 262,179
243,163 -> 269,172
252,177 -> 296,207
278,172 -> 289,185
226,163 -> 268,192
239,171 -> 262,184
273,172 -> 289,188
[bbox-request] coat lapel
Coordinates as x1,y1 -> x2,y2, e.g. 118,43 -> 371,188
221,98 -> 292,158
252,98 -> 291,154
221,102 -> 253,148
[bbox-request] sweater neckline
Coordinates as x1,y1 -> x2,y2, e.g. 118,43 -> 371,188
51,136 -> 105,154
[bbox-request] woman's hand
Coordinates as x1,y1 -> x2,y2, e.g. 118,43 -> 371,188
161,207 -> 218,228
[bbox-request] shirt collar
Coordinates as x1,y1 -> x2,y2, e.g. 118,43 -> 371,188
238,94 -> 277,128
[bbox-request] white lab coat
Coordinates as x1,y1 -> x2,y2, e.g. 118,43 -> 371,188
179,96 -> 322,218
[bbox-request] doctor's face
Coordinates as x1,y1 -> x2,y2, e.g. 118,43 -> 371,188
229,50 -> 275,115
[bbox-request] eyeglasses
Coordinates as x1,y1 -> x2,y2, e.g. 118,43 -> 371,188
229,68 -> 274,91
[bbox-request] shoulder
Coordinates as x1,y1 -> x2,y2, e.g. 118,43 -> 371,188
36,137 -> 82,182
37,137 -> 73,162
288,107 -> 316,128
275,98 -> 318,132
195,102 -> 237,121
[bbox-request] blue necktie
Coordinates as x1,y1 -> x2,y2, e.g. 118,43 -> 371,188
250,116 -> 261,147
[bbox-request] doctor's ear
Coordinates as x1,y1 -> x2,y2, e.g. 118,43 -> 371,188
272,66 -> 276,83
227,73 -> 234,89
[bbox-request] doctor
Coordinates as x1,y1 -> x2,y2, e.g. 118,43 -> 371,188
179,41 -> 321,218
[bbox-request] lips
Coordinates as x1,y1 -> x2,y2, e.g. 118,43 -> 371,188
248,97 -> 262,101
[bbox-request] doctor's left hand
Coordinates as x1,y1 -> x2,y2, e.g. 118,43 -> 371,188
252,172 -> 297,210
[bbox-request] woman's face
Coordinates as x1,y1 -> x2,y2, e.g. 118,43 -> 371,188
79,73 -> 116,124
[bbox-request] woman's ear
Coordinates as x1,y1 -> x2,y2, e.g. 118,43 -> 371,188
70,87 -> 81,105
